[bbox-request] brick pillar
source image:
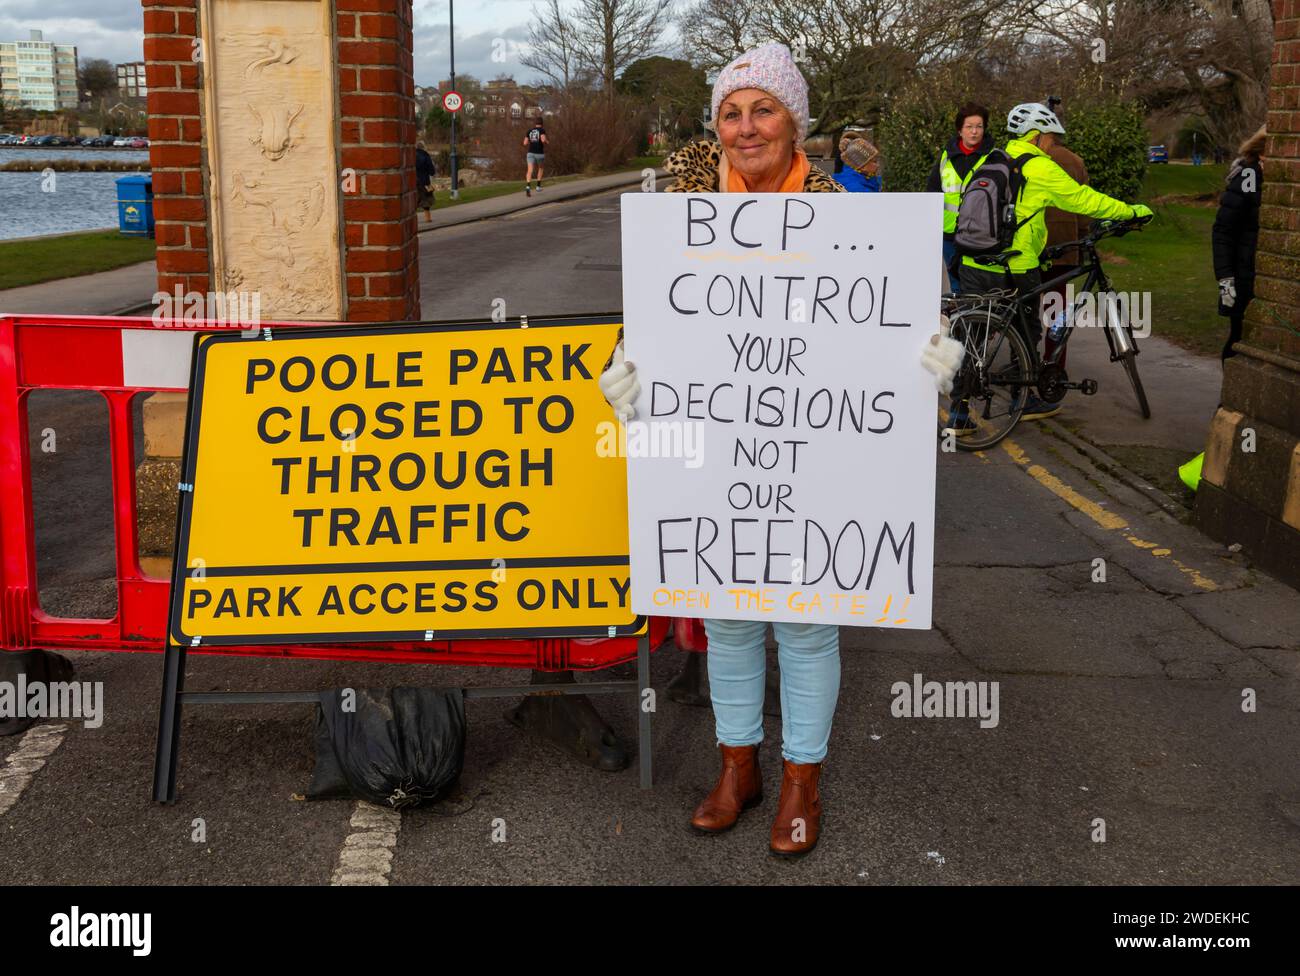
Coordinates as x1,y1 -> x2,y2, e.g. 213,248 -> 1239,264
137,0 -> 421,573
143,0 -> 420,319
1194,0 -> 1300,587
338,0 -> 421,320
143,1 -> 209,300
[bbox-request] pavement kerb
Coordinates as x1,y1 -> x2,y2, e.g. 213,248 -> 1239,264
110,299 -> 156,317
1039,417 -> 1191,519
1,227 -> 120,245
107,170 -> 665,317
416,168 -> 663,233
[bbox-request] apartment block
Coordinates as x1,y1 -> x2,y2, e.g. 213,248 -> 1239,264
117,61 -> 148,98
0,29 -> 79,111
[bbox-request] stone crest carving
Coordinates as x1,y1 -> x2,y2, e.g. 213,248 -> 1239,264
202,0 -> 343,318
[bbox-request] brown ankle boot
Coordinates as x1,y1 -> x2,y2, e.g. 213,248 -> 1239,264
691,743 -> 763,833
769,759 -> 822,857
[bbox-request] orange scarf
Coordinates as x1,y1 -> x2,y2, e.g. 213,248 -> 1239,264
720,147 -> 810,193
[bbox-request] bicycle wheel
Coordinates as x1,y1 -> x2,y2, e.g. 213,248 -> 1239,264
938,307 -> 1033,451
1119,348 -> 1150,419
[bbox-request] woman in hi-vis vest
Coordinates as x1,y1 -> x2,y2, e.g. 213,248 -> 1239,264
926,102 -> 994,293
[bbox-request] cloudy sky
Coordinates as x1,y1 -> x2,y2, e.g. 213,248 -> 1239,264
0,0 -> 650,88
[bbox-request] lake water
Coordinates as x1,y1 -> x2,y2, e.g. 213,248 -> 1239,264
0,147 -> 151,165
0,170 -> 150,241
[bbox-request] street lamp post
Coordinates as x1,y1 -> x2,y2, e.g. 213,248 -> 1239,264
449,0 -> 459,201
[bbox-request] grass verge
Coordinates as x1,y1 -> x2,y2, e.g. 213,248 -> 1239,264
430,155 -> 664,208
1098,163 -> 1226,358
1100,443 -> 1199,513
0,230 -> 156,291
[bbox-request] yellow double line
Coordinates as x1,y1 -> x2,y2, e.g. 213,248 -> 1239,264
999,438 -> 1219,591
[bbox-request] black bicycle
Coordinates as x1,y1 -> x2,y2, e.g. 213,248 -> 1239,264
939,215 -> 1153,451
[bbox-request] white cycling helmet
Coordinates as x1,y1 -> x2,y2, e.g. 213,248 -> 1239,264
1007,102 -> 1065,137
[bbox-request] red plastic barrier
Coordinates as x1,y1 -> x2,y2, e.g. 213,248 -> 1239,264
0,313 -> 668,668
674,617 -> 708,653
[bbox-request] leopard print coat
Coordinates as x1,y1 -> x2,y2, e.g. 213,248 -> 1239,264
663,139 -> 844,194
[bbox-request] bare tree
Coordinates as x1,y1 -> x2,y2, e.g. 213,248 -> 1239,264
570,0 -> 674,94
1025,0 -> 1274,147
669,0 -> 1272,147
1189,0 -> 1274,144
524,0 -> 672,94
752,0 -> 1037,134
679,0 -> 760,72
523,0 -> 582,89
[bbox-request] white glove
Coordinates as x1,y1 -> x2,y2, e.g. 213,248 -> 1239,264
599,341 -> 640,420
920,314 -> 964,395
1218,277 -> 1236,308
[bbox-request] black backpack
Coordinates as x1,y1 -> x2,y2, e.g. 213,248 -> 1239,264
954,149 -> 1039,256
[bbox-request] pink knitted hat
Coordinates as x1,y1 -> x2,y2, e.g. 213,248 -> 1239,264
709,43 -> 809,143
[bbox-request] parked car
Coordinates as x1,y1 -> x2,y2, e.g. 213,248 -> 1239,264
126,137 -> 148,149
112,136 -> 130,147
1147,145 -> 1169,164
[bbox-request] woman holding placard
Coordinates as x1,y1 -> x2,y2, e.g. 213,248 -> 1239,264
599,43 -> 964,857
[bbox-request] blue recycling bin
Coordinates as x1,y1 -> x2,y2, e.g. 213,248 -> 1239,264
115,174 -> 155,237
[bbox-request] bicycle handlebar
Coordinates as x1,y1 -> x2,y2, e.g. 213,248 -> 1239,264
1040,213 -> 1152,264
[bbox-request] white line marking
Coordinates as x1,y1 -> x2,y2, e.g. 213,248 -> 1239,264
0,724 -> 67,817
330,802 -> 401,886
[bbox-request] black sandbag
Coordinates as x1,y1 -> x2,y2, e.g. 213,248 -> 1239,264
0,649 -> 74,736
307,687 -> 465,808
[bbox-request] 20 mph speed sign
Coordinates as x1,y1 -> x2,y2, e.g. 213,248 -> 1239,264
442,90 -> 462,112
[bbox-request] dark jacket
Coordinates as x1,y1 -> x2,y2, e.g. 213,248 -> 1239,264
415,147 -> 436,188
925,132 -> 995,193
1212,158 -> 1262,315
1043,142 -> 1090,266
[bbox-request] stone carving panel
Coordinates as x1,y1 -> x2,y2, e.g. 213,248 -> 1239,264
201,0 -> 342,318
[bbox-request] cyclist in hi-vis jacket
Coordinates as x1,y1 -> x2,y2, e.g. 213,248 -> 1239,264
952,102 -> 1153,429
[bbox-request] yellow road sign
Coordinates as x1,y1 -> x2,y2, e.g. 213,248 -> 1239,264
168,316 -> 640,645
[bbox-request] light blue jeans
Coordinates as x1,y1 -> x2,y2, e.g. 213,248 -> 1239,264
703,619 -> 841,764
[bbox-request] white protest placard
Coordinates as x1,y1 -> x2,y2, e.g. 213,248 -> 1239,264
619,191 -> 941,629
